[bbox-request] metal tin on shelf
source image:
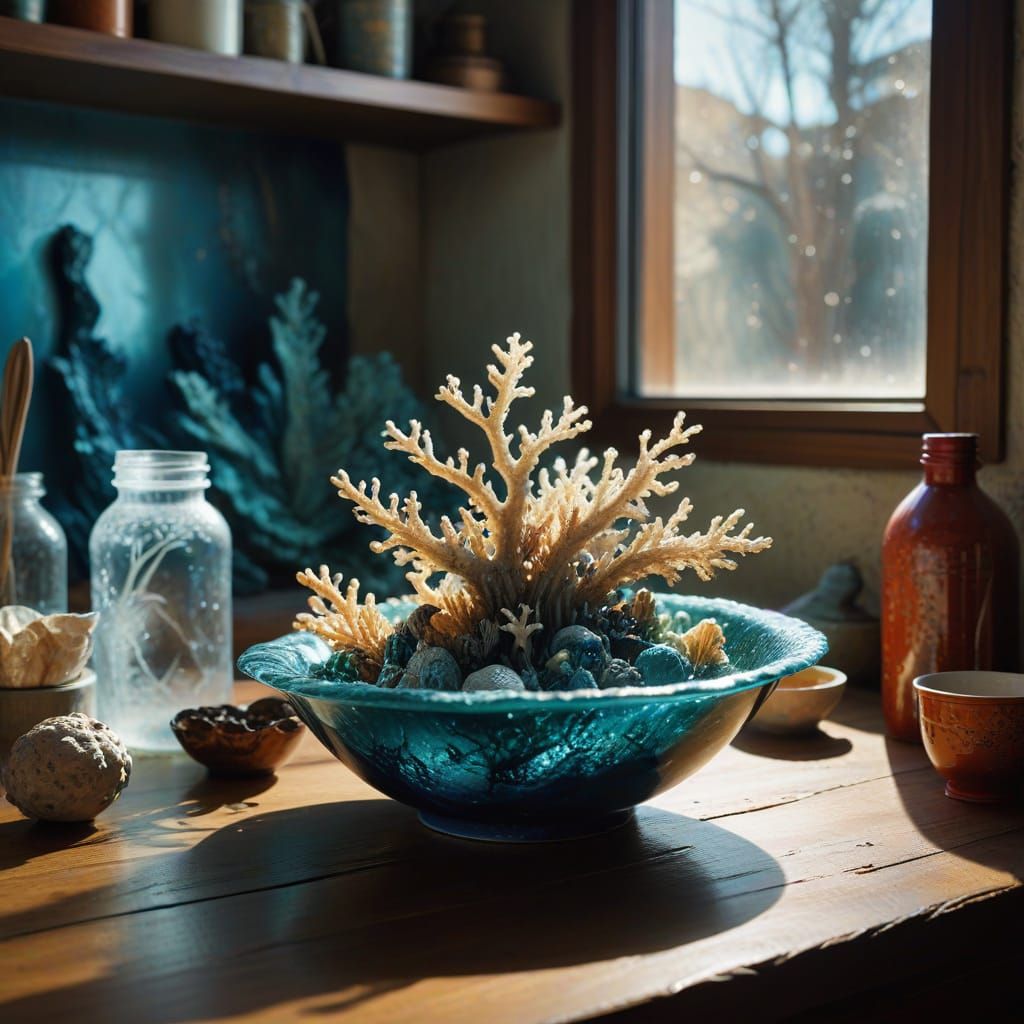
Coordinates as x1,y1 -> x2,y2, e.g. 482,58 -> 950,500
336,0 -> 411,79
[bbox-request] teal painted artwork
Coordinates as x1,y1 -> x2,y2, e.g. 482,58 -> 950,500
0,98 -> 352,586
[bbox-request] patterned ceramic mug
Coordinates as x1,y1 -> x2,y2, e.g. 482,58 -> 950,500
914,671 -> 1024,803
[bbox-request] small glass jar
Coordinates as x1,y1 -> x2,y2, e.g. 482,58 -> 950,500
0,472 -> 68,615
90,451 -> 232,752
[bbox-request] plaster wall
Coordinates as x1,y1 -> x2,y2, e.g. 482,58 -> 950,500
369,0 -> 1023,614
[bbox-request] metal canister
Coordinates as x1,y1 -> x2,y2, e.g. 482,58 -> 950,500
337,0 -> 412,79
245,0 -> 305,63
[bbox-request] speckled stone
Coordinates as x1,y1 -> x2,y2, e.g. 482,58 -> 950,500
463,664 -> 526,692
600,658 -> 644,689
635,644 -> 691,686
397,647 -> 462,691
3,713 -> 131,822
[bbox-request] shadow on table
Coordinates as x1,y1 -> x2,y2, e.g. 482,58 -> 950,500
0,772 -> 278,872
731,727 -> 852,761
885,736 -> 1024,876
0,797 -> 785,1022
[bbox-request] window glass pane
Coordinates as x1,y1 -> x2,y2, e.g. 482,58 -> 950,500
655,0 -> 931,399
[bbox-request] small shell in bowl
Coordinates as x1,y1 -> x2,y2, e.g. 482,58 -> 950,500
170,698 -> 305,777
747,665 -> 847,736
0,606 -> 99,688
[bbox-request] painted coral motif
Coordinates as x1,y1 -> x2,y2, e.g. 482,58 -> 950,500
295,334 -> 772,692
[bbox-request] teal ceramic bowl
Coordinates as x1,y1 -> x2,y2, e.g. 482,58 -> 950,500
239,594 -> 826,841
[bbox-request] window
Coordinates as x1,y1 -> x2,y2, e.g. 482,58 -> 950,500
572,0 -> 1011,467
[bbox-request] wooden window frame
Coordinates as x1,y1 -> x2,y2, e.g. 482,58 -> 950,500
572,0 -> 1013,469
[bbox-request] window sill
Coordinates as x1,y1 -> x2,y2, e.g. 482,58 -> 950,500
584,397 -> 1000,471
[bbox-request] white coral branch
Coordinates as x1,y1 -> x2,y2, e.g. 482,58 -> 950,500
500,603 -> 543,663
320,333 -> 772,638
294,566 -> 393,663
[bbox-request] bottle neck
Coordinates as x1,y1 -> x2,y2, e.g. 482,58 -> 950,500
112,450 -> 211,502
921,433 -> 978,486
0,471 -> 46,506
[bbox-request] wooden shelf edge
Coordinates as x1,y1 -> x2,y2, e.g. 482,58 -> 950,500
0,16 -> 561,148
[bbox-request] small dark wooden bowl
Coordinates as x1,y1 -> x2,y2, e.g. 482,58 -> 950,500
170,698 -> 305,777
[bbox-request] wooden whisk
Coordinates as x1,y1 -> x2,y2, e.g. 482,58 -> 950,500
0,338 -> 35,604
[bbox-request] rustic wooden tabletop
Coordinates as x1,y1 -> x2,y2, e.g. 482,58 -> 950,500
1,683 -> 1022,1023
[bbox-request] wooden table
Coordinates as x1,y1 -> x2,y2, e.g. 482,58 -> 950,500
2,684 -> 1022,1023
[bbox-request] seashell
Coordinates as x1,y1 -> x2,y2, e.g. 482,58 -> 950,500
397,646 -> 462,691
549,625 -> 608,674
404,604 -> 453,646
315,650 -> 362,683
376,629 -> 419,687
600,658 -> 643,689
384,630 -> 417,667
625,589 -> 658,631
682,619 -> 728,672
462,664 -> 526,692
0,606 -> 99,689
635,644 -> 691,686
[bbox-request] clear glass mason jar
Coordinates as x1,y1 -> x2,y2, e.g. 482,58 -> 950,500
0,472 -> 68,615
90,451 -> 232,751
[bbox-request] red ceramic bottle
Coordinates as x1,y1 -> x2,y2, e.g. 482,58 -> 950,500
882,434 -> 1019,742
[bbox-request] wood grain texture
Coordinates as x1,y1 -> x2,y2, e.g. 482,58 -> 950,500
0,16 -> 560,149
1,685 -> 1021,1022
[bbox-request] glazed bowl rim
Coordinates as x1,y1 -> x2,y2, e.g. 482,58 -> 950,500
913,670 -> 1024,703
238,594 -> 828,714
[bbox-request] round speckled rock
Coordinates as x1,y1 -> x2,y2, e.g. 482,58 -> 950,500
462,665 -> 526,692
635,644 -> 691,686
2,713 -> 132,822
600,658 -> 644,689
397,647 -> 462,691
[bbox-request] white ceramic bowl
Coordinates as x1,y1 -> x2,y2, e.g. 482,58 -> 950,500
747,665 -> 846,736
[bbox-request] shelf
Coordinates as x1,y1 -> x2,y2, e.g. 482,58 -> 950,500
0,17 -> 561,148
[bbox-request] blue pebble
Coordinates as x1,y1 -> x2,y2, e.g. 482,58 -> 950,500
547,666 -> 598,692
635,644 -> 690,686
550,625 -> 609,674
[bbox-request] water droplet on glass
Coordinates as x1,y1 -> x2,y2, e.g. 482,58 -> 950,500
891,229 -> 902,240
860,345 -> 872,358
886,287 -> 897,297
689,170 -> 703,184
824,292 -> 840,307
804,245 -> 816,257
841,173 -> 853,185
